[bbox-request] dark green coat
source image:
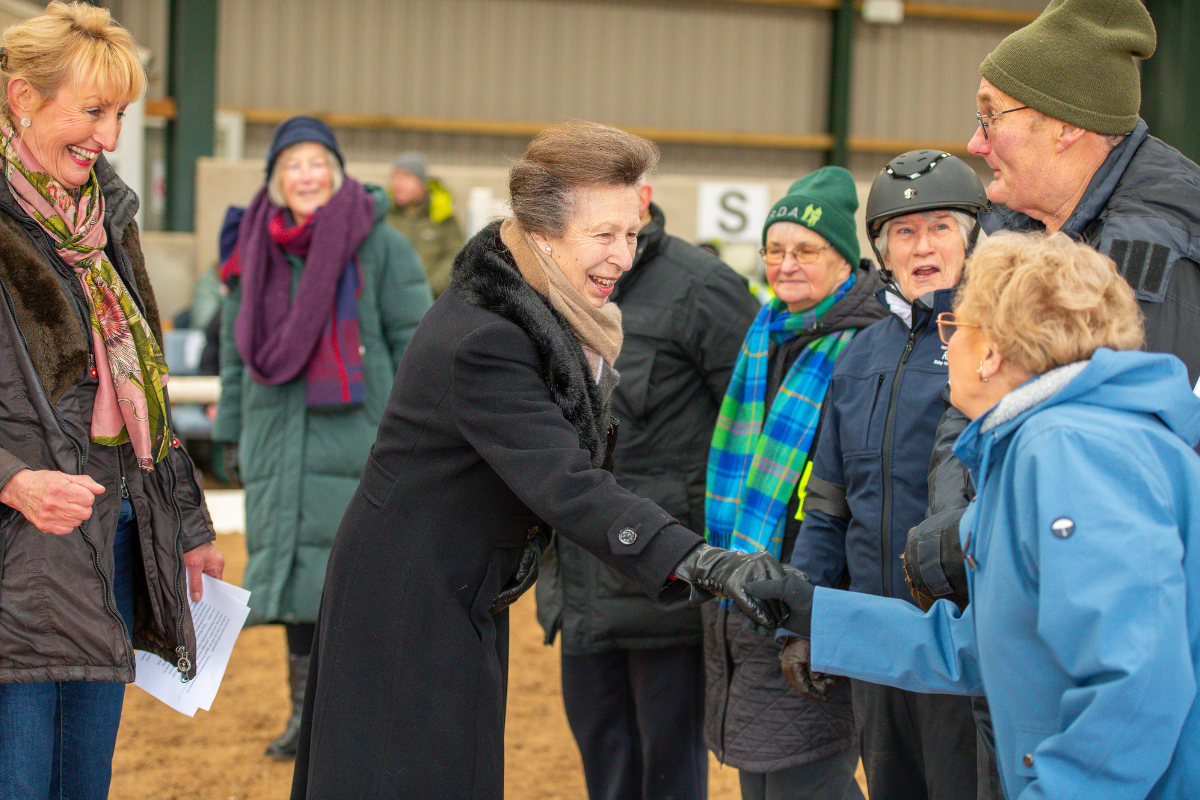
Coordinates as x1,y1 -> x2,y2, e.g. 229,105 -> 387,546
215,185 -> 432,625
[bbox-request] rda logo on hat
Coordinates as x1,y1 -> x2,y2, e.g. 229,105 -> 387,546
801,205 -> 823,226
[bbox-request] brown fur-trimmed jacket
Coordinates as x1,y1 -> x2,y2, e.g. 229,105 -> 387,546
0,156 -> 213,684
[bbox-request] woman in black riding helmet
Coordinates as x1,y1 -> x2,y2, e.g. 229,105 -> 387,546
785,151 -> 1001,800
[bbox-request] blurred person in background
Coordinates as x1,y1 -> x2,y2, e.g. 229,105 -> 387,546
786,151 -> 988,800
702,167 -> 886,800
535,183 -> 760,800
291,121 -> 793,800
0,4 -> 223,797
214,115 -> 431,759
749,231 -> 1200,800
387,150 -> 465,298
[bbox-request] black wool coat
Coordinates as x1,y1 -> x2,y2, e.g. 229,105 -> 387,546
291,221 -> 703,799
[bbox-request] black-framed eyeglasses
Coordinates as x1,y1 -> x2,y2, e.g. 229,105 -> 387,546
936,312 -> 980,345
975,106 -> 1031,140
759,244 -> 829,266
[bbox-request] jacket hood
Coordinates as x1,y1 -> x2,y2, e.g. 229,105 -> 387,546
956,348 -> 1200,470
365,182 -> 390,223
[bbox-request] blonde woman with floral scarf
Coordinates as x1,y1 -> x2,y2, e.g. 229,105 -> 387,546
0,5 -> 222,797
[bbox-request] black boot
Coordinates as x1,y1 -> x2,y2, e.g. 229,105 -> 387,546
265,652 -> 309,759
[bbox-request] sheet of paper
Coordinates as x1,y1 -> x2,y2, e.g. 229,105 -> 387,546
132,573 -> 251,716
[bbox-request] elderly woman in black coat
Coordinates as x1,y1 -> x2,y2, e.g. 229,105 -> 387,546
290,121 -> 789,799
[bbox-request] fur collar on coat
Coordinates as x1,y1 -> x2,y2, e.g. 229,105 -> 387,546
0,159 -> 162,404
451,220 -> 614,467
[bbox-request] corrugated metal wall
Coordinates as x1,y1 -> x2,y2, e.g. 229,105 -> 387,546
111,0 -> 1045,180
106,0 -> 169,98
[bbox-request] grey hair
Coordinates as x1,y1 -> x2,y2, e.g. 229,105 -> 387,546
266,143 -> 345,208
875,209 -> 975,266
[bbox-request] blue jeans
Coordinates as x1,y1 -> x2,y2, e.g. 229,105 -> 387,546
0,497 -> 136,799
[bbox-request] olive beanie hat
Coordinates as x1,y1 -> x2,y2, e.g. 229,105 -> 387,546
762,166 -> 860,266
980,0 -> 1156,136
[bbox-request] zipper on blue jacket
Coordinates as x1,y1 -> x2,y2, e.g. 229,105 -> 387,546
867,373 -> 886,427
878,325 -> 920,598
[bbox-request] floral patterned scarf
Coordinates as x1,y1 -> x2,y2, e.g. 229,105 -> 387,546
1,123 -> 170,470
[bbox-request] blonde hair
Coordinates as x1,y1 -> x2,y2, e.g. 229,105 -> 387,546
266,142 -> 345,208
0,2 -> 145,121
955,231 -> 1143,375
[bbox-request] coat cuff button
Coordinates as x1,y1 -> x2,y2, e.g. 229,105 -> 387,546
618,528 -> 637,545
1022,754 -> 1033,768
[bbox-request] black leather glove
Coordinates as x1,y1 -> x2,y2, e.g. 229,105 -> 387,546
743,565 -> 815,637
220,441 -> 240,486
489,526 -> 551,616
672,543 -> 788,628
779,636 -> 840,703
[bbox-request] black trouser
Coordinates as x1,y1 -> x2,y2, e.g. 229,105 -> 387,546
737,747 -> 865,800
971,697 -> 1005,800
285,622 -> 316,657
851,680 -> 978,800
561,644 -> 707,800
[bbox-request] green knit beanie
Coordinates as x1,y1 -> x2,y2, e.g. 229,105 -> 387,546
980,0 -> 1156,135
762,166 -> 860,266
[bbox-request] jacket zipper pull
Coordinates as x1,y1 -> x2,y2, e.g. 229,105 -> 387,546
120,475 -> 129,498
175,645 -> 192,681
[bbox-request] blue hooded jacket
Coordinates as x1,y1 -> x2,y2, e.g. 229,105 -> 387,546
809,349 -> 1200,800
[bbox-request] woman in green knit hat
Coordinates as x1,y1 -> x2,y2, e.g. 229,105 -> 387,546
702,166 -> 886,800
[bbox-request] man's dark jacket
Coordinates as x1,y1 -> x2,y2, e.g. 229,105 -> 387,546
908,121 -> 1200,608
535,203 -> 759,653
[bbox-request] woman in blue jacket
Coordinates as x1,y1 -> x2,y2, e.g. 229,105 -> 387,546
788,150 -> 988,800
750,231 -> 1200,800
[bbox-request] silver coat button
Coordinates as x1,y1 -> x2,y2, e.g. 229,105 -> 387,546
1051,517 -> 1075,538
618,528 -> 637,545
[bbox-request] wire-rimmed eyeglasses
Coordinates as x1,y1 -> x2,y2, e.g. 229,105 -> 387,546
975,106 -> 1031,140
936,312 -> 980,344
759,243 -> 829,266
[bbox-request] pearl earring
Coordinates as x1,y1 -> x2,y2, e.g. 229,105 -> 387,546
977,360 -> 990,382
20,117 -> 29,128
544,247 -> 551,253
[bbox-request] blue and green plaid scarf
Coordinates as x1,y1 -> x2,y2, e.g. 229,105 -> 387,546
705,275 -> 857,558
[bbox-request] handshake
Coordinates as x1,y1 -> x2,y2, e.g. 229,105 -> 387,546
674,543 -> 839,703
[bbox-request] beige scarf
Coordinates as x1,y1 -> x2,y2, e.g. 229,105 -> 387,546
500,218 -> 623,378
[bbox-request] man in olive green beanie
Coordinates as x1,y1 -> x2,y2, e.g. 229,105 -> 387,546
962,8 -> 1200,794
968,0 -> 1157,230
965,0 -> 1200,385
980,0 -> 1154,136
